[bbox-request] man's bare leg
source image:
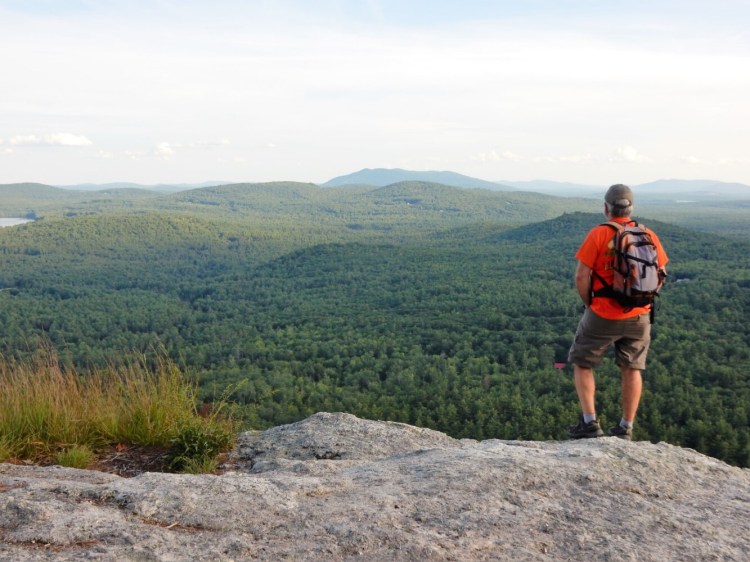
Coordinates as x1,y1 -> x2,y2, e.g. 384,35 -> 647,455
574,364 -> 596,417
620,367 -> 642,423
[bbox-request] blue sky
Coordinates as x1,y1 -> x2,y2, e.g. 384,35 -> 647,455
1,1 -> 749,185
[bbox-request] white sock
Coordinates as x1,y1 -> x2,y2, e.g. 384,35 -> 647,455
620,418 -> 633,429
583,413 -> 597,423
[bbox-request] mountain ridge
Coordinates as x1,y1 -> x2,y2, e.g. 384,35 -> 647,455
6,173 -> 750,201
55,181 -> 230,193
321,168 -> 513,190
319,169 -> 750,201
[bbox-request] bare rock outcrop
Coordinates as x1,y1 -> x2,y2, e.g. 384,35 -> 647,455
1,412 -> 749,561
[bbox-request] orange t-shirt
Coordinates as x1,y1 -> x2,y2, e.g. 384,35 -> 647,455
575,217 -> 669,319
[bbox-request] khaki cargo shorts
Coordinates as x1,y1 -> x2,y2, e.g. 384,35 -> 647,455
568,307 -> 651,370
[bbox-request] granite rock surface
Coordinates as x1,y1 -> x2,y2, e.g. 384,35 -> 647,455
1,412 -> 749,561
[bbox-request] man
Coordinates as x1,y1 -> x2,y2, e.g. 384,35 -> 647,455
567,184 -> 668,440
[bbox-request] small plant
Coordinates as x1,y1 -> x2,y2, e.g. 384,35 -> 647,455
54,444 -> 95,469
165,420 -> 235,473
177,455 -> 221,475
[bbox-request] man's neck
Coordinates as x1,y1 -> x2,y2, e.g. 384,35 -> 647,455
606,215 -> 632,223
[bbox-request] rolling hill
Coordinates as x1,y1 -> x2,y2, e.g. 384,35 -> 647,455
3,178 -> 750,238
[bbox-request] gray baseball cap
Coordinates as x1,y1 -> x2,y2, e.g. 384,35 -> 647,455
605,184 -> 633,208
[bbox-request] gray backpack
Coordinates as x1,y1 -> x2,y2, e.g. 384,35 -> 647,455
593,221 -> 663,310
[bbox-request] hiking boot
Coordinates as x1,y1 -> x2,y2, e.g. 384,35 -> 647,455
567,417 -> 604,439
608,425 -> 633,441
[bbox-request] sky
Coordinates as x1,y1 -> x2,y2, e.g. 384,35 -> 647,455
1,0 -> 749,186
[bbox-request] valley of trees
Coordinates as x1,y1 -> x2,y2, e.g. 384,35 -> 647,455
1,182 -> 749,467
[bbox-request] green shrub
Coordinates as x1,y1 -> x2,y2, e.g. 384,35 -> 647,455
54,444 -> 95,469
165,420 -> 235,473
0,352 -> 237,474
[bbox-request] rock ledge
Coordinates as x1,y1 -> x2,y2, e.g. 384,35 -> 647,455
2,412 -> 749,561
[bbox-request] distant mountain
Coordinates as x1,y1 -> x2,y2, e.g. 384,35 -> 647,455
634,179 -> 750,200
166,181 -> 320,207
0,182 -> 164,218
23,175 -> 750,201
500,178 -> 750,202
499,180 -> 602,197
56,181 -> 230,193
0,183 -> 67,199
322,168 -> 513,190
323,171 -> 749,202
0,182 -> 61,197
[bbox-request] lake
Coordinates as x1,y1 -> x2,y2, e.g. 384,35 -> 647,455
0,218 -> 33,227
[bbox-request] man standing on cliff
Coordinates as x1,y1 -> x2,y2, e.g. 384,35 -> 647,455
567,184 -> 668,440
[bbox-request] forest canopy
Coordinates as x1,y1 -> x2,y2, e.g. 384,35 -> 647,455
1,182 -> 749,467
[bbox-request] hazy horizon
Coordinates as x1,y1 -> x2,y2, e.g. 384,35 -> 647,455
4,169 -> 750,191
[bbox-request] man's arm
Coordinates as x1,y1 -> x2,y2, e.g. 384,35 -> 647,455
574,260 -> 593,306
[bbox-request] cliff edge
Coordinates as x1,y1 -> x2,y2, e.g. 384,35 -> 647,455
1,412 -> 749,561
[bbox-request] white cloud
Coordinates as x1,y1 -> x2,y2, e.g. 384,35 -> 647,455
123,140 -> 229,163
10,133 -> 93,147
558,153 -> 594,164
219,156 -> 248,164
717,157 -> 739,166
125,150 -> 146,161
96,150 -> 114,159
615,146 -> 651,163
10,135 -> 40,145
155,142 -> 176,158
499,150 -> 522,161
680,155 -> 746,167
52,133 -> 93,147
472,150 -> 523,162
524,153 -> 596,164
202,139 -> 231,147
176,139 -> 231,149
680,155 -> 704,165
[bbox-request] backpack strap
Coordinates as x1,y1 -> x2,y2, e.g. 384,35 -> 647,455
590,222 -> 622,299
602,219 -> 638,231
602,221 -> 623,232
591,271 -> 616,299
